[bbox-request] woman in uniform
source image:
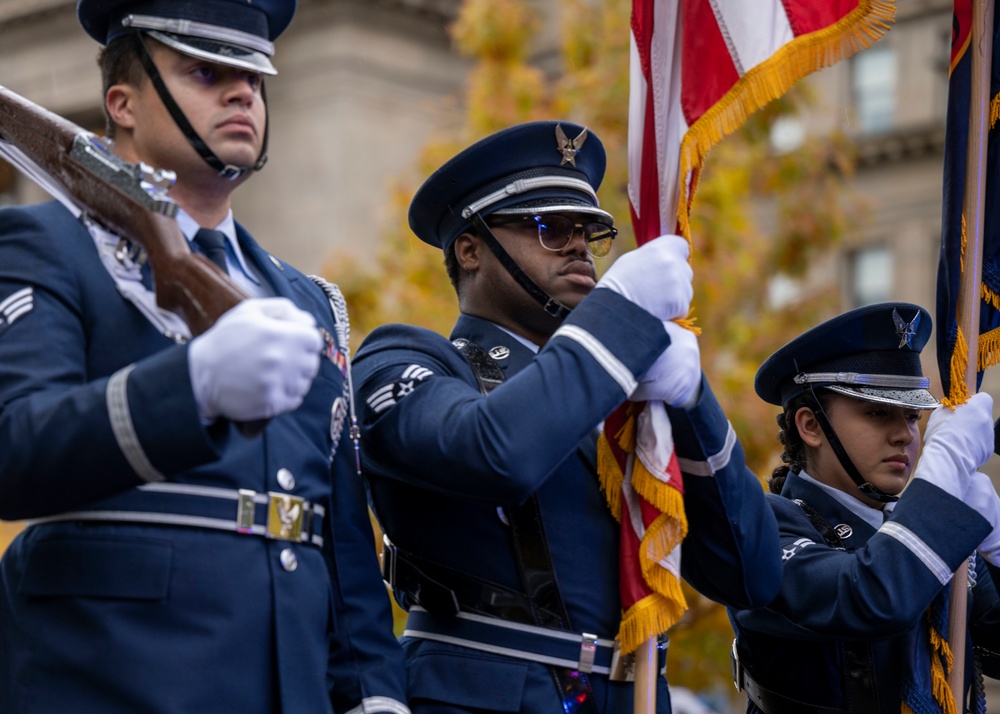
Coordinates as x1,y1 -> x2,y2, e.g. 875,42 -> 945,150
729,302 -> 1000,713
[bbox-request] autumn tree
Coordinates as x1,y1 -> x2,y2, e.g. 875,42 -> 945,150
329,0 -> 862,704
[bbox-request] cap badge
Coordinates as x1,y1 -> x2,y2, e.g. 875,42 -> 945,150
892,308 -> 920,349
555,124 -> 588,167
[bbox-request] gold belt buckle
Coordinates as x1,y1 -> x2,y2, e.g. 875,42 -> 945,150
266,492 -> 305,541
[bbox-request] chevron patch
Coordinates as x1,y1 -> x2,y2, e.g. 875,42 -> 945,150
0,287 -> 33,333
366,364 -> 434,414
781,537 -> 815,562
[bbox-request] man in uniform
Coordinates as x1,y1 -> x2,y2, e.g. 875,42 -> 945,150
352,121 -> 783,712
0,2 -> 408,712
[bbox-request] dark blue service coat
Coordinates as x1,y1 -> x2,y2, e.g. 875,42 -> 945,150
730,471 -> 1000,712
0,201 -> 407,714
353,292 -> 782,713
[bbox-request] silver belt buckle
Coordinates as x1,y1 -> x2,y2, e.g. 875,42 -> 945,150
266,492 -> 305,541
609,638 -> 635,682
236,489 -> 257,534
578,633 -> 598,674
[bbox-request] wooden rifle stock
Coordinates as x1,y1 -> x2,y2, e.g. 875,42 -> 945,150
0,84 -> 248,333
0,85 -> 267,435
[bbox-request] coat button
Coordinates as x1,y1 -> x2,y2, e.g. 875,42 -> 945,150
277,468 -> 296,491
280,548 -> 298,572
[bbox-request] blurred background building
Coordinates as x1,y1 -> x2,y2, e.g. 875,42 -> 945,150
1,0 -> 994,709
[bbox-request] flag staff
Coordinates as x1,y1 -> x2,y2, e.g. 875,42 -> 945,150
949,0 -> 993,703
634,637 -> 657,714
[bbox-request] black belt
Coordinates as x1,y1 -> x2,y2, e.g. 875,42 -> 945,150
732,641 -> 848,714
382,536 -> 548,624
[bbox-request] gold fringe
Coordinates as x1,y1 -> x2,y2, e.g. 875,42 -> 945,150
615,410 -> 637,452
901,707 -> 914,714
597,433 -> 624,522
941,326 -> 971,407
928,624 -> 957,714
618,587 -> 687,654
631,458 -> 687,516
991,91 -> 1000,131
672,314 -> 702,336
640,511 -> 688,570
675,0 -> 896,238
984,282 -> 1000,312
979,326 -> 1000,372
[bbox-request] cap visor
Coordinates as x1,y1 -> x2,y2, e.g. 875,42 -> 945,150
825,384 -> 939,410
148,31 -> 277,75
490,203 -> 614,224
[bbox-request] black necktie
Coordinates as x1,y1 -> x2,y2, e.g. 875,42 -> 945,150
193,228 -> 229,273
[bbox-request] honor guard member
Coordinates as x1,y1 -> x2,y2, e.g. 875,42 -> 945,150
729,303 -> 1000,713
352,121 -> 784,713
0,2 -> 408,713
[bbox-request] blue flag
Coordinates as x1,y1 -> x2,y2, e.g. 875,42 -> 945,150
937,0 -> 1000,401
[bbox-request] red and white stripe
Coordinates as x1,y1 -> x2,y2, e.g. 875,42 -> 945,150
628,0 -> 877,244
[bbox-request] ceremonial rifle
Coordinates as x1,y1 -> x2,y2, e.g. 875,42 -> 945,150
0,84 -> 247,334
0,84 -> 269,436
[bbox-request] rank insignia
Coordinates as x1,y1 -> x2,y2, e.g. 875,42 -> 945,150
488,346 -> 510,360
366,364 -> 433,414
892,308 -> 920,349
555,124 -> 588,167
0,287 -> 33,334
781,537 -> 815,562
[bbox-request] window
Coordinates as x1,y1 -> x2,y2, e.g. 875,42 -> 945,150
852,44 -> 897,134
849,244 -> 893,307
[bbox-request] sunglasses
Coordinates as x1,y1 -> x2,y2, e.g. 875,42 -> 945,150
488,214 -> 618,258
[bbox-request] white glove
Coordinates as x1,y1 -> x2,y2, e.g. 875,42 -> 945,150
629,321 -> 701,407
188,298 -> 323,422
597,234 -> 693,321
911,392 -> 995,499
968,471 -> 1000,566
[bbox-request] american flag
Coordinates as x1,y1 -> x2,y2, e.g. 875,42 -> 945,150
598,0 -> 896,656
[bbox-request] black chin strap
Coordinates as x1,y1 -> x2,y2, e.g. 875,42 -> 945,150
806,384 -> 899,503
135,34 -> 269,181
471,214 -> 572,320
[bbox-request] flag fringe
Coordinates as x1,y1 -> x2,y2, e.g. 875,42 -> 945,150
618,587 -> 687,655
675,0 -> 896,239
597,433 -> 624,522
990,90 -> 1000,131
979,325 -> 1000,372
632,456 -> 687,518
942,326 -> 971,407
929,624 -> 957,714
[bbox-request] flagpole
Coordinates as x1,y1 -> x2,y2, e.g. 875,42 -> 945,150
633,637 -> 657,714
948,0 -> 992,704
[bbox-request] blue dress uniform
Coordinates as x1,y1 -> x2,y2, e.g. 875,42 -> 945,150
352,122 -> 782,713
0,202 -> 408,714
728,303 -> 1000,713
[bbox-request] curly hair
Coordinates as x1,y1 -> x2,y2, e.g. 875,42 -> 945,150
767,391 -> 832,495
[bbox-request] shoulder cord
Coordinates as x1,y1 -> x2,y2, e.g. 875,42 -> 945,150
792,499 -> 880,713
309,275 -> 360,474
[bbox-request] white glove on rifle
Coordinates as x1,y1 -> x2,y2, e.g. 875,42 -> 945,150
967,471 -> 1000,566
597,234 -> 693,321
629,321 -> 701,407
189,298 -> 323,422
911,392 -> 994,499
